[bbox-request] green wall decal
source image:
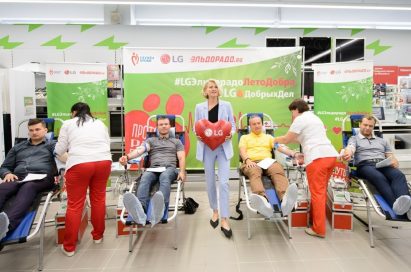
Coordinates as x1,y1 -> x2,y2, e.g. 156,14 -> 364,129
350,28 -> 365,36
292,28 -> 318,35
242,27 -> 269,35
66,24 -> 96,32
253,27 -> 269,35
42,35 -> 76,49
193,26 -> 221,34
0,35 -> 24,49
366,40 -> 392,56
80,24 -> 96,32
94,35 -> 128,50
217,38 -> 249,48
15,24 -> 43,32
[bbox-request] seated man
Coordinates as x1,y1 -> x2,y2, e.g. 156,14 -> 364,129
0,118 -> 57,240
343,115 -> 411,219
119,116 -> 186,227
239,114 -> 299,217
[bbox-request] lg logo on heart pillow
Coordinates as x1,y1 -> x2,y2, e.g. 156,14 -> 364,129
195,119 -> 232,150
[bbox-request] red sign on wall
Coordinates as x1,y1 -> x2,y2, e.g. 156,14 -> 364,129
399,67 -> 411,76
373,66 -> 398,84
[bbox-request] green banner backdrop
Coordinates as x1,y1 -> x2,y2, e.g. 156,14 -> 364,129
46,63 -> 108,134
313,61 -> 373,151
123,48 -> 302,168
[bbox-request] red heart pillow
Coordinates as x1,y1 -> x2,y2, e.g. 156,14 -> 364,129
195,119 -> 232,150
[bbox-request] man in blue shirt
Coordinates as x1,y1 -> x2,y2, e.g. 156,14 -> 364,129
0,119 -> 57,240
343,115 -> 411,219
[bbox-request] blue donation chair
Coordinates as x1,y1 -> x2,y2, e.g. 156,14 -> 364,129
342,114 -> 411,248
120,114 -> 186,252
236,113 -> 306,240
0,118 -> 62,271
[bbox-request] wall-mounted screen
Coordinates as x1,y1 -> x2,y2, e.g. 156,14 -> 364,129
336,38 -> 365,62
300,37 -> 331,66
266,38 -> 296,47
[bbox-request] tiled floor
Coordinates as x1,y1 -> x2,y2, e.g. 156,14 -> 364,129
1,179 -> 411,272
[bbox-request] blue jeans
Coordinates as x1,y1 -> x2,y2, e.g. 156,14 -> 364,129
357,165 -> 410,207
136,167 -> 178,210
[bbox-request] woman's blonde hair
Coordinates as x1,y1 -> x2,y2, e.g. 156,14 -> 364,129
202,79 -> 221,99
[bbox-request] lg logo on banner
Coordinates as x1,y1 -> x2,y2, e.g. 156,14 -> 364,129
160,54 -> 184,64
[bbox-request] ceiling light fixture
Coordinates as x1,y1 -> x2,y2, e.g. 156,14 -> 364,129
1,1 -> 411,11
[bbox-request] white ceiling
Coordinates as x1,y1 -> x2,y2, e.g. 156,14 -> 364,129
1,0 -> 411,29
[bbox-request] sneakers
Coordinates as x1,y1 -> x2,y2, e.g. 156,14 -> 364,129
407,209 -> 411,221
0,212 -> 9,241
281,183 -> 298,216
249,193 -> 274,218
93,238 -> 103,244
393,195 -> 411,215
61,245 -> 75,257
305,228 -> 325,238
150,191 -> 165,228
123,192 -> 147,226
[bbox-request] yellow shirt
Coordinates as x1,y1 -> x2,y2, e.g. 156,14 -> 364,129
238,132 -> 274,161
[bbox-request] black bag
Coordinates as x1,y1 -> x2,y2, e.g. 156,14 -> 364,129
182,197 -> 199,214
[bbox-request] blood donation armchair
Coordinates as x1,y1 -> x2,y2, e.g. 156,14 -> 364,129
236,113 -> 304,240
120,114 -> 186,252
0,118 -> 63,271
342,114 -> 411,248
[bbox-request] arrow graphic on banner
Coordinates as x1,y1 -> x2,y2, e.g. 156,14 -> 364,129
42,35 -> 76,49
94,36 -> 128,50
218,38 -> 249,48
366,40 -> 391,56
0,35 -> 23,49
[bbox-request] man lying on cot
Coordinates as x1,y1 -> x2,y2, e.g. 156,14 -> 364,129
119,116 -> 186,227
0,118 -> 57,240
343,115 -> 411,220
239,114 -> 300,218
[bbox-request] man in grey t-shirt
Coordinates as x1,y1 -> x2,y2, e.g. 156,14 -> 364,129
119,116 -> 186,226
343,115 -> 411,220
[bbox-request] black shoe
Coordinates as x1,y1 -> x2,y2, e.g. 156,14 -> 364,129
220,227 -> 232,238
209,218 -> 219,229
